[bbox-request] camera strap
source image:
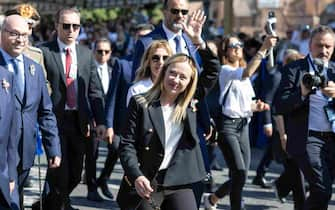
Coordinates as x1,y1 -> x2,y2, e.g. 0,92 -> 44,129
307,55 -> 318,74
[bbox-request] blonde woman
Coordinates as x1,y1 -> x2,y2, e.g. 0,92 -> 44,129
126,40 -> 172,106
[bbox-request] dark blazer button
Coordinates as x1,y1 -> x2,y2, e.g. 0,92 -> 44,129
148,128 -> 153,133
158,153 -> 164,157
145,146 -> 150,151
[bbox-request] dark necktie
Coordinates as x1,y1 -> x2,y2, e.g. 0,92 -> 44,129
12,58 -> 24,99
65,48 -> 76,108
174,35 -> 182,53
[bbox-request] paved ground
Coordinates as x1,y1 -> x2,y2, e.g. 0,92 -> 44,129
24,143 -> 335,210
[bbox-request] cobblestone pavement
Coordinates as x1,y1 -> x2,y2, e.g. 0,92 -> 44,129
24,144 -> 335,210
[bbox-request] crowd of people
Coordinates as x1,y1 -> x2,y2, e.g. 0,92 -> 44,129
0,0 -> 334,210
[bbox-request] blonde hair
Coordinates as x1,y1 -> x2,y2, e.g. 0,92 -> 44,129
134,40 -> 173,82
138,54 -> 198,123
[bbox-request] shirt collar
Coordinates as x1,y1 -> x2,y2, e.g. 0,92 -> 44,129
162,23 -> 183,41
0,48 -> 24,64
57,38 -> 76,53
95,61 -> 108,69
308,53 -> 329,69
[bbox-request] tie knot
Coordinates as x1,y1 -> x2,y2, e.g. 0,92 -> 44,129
65,48 -> 71,54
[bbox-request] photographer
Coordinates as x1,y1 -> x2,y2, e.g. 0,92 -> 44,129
276,25 -> 335,210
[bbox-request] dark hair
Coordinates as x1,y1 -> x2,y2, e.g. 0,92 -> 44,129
218,35 -> 247,67
55,7 -> 80,24
310,25 -> 335,42
94,37 -> 111,50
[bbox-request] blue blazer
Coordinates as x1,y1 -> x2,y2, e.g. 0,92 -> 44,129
105,55 -> 133,133
275,57 -> 335,156
0,53 -> 61,170
0,67 -> 17,207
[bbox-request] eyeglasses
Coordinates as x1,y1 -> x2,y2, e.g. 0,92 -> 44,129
227,42 -> 244,49
170,8 -> 189,16
60,23 -> 81,31
4,28 -> 29,40
96,50 -> 111,55
151,55 -> 169,62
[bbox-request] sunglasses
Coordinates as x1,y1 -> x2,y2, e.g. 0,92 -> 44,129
170,8 -> 189,16
151,55 -> 169,62
227,42 -> 244,49
61,23 -> 81,31
96,50 -> 111,55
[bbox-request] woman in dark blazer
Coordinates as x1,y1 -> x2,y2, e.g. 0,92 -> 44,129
116,11 -> 220,210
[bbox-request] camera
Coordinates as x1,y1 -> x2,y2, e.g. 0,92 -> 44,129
302,73 -> 326,90
302,58 -> 327,90
265,11 -> 276,36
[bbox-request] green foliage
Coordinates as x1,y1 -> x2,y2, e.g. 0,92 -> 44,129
80,8 -> 120,22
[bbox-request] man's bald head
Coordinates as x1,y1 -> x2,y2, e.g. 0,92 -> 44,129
1,15 -> 29,57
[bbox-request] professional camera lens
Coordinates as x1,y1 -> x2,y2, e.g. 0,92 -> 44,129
302,73 -> 322,90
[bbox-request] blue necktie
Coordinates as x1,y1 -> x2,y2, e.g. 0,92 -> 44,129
174,35 -> 182,53
12,58 -> 24,99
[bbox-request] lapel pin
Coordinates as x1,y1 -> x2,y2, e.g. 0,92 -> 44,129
2,78 -> 10,93
29,64 -> 35,76
190,99 -> 198,112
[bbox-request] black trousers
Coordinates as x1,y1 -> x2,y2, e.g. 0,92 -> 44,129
43,111 -> 86,209
255,137 -> 273,178
85,135 -> 120,191
137,170 -> 197,210
296,133 -> 335,210
276,157 -> 305,210
215,116 -> 250,210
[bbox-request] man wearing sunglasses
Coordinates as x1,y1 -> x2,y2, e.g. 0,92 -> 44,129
0,15 -> 61,210
39,7 -> 106,210
84,37 -> 117,202
132,0 -> 203,72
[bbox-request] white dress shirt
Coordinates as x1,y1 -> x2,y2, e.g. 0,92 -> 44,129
57,38 -> 78,110
218,64 -> 255,118
162,23 -> 188,55
96,62 -> 110,95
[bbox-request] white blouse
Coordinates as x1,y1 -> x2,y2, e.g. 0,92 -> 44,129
126,78 -> 153,107
159,104 -> 184,170
218,64 -> 255,118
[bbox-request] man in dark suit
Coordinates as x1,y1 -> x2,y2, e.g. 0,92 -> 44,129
276,25 -> 335,210
40,7 -> 105,210
132,0 -> 201,74
0,15 -> 61,209
84,37 -> 115,202
0,67 -> 17,210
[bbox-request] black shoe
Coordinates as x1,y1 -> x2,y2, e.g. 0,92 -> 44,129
97,181 -> 114,199
24,178 -> 33,188
252,176 -> 272,189
31,200 -> 40,210
87,190 -> 104,202
273,181 -> 286,203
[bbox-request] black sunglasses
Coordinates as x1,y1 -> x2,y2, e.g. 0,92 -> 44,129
227,42 -> 244,49
170,8 -> 189,16
61,23 -> 81,31
151,55 -> 169,62
96,50 -> 111,55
